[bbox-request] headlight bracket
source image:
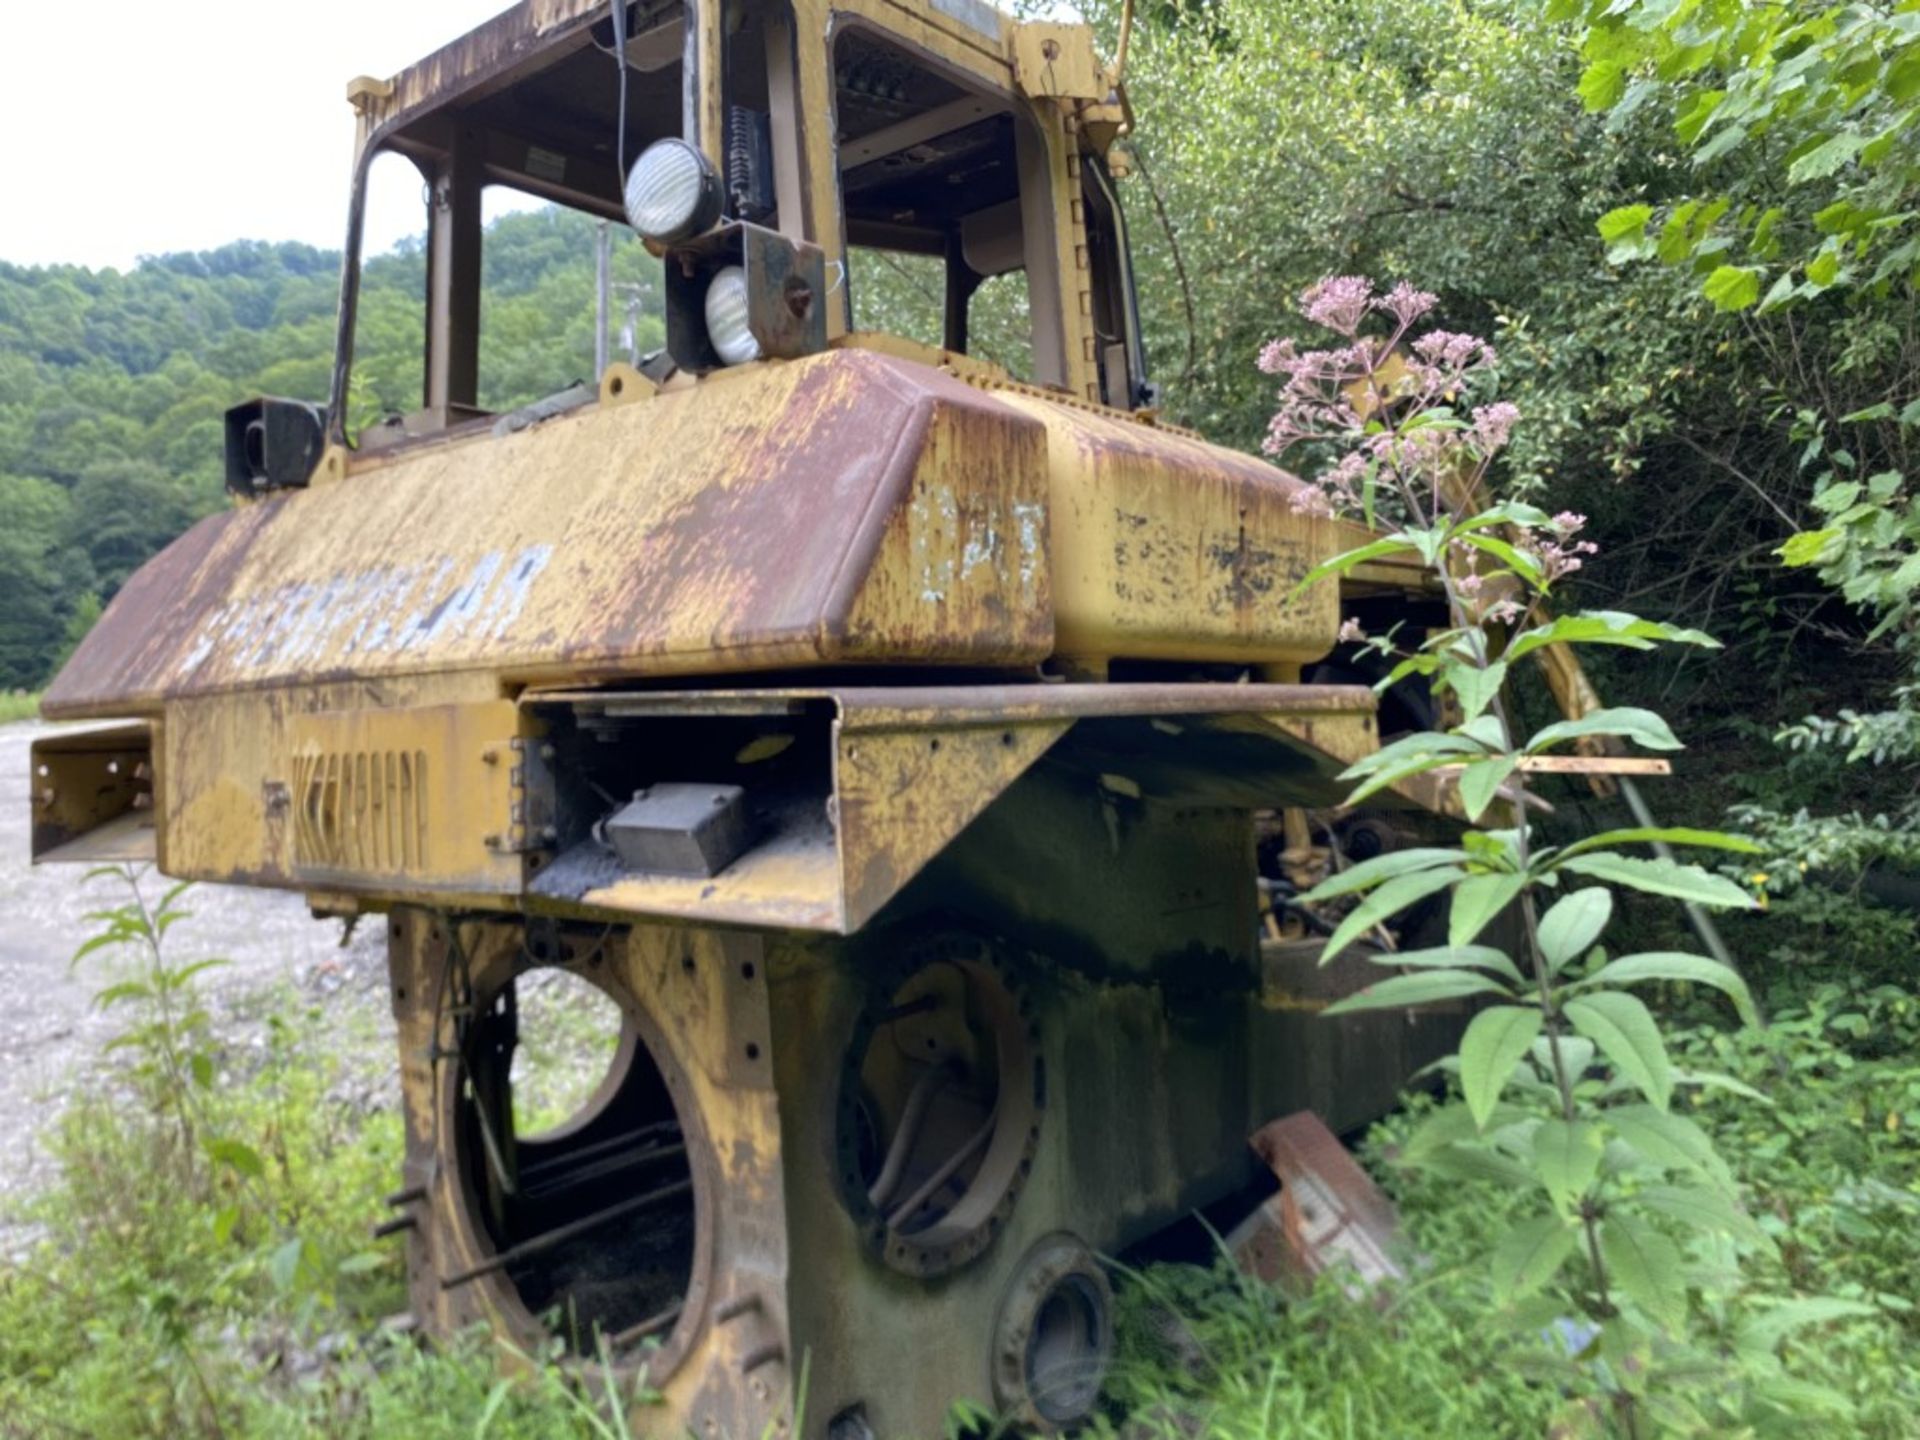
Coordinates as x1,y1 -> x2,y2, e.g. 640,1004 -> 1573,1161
664,222 -> 828,374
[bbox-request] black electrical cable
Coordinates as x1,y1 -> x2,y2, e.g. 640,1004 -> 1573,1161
610,0 -> 631,188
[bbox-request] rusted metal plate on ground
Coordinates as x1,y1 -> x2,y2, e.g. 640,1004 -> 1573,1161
45,350 -> 1052,720
1228,1111 -> 1404,1294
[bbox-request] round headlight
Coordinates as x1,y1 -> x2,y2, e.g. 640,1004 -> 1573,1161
704,265 -> 761,366
624,138 -> 722,244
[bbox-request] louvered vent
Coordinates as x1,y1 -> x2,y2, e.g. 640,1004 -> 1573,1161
292,745 -> 428,873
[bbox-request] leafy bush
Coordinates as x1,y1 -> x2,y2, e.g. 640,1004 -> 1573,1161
1100,980 -> 1920,1439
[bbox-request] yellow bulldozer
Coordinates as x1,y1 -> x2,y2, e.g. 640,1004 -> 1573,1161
24,0 -> 1590,1432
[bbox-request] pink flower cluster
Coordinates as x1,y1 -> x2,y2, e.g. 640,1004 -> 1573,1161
1258,277 -> 1513,518
1524,510 -> 1598,582
1297,277 -> 1438,337
1258,278 -> 1606,606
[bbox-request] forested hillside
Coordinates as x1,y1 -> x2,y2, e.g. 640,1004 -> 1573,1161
0,210 -> 656,689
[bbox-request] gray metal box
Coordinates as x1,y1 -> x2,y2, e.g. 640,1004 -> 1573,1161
604,783 -> 754,877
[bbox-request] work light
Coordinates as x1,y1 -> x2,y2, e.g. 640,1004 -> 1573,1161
624,138 -> 723,244
703,265 -> 762,366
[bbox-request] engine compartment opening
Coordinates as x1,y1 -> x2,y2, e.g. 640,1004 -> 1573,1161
451,960 -> 698,1356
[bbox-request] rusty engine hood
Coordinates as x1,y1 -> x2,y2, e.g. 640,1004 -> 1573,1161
47,348 -> 1054,720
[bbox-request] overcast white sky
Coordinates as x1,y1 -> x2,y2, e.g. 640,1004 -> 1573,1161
0,0 -> 542,272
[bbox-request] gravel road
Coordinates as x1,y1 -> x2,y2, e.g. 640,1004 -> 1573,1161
0,720 -> 389,1242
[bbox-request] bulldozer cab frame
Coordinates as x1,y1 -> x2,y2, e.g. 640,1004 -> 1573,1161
330,0 -> 1147,452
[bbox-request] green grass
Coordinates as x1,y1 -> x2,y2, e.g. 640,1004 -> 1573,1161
0,691 -> 40,725
3,919 -> 1916,1439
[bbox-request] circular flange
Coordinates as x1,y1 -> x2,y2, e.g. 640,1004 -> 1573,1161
991,1233 -> 1114,1431
433,929 -> 715,1382
833,929 -> 1044,1279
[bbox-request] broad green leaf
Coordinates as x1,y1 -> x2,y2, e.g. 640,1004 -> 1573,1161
1556,826 -> 1761,860
1577,951 -> 1759,1027
1786,131 -> 1867,184
1814,202 -> 1868,241
1809,480 -> 1862,515
1635,1184 -> 1765,1247
1450,660 -> 1507,723
1579,58 -> 1627,111
1566,991 -> 1672,1109
1596,204 -> 1653,243
1462,827 -> 1522,867
1339,729 -> 1483,778
1736,1298 -> 1879,1354
1694,119 -> 1748,164
1459,531 -> 1544,582
1702,264 -> 1763,312
93,980 -> 154,1008
1319,867 -> 1465,963
1778,526 -> 1843,567
1757,270 -> 1797,313
1449,872 -> 1525,947
1600,1214 -> 1687,1330
1536,887 -> 1613,972
1505,611 -> 1720,661
1673,1068 -> 1773,1104
1530,1033 -> 1595,1080
270,1238 -> 307,1293
1527,706 -> 1682,753
1420,1142 -> 1535,1188
1460,1005 -> 1544,1128
1673,88 -> 1727,143
1558,853 -> 1759,909
69,932 -> 130,967
1402,1100 -> 1530,1163
212,1204 -> 241,1245
1533,1119 -> 1604,1205
1299,847 -> 1467,902
1458,500 -> 1552,532
1458,755 -> 1518,823
1296,536 -> 1418,594
1748,1377 -> 1858,1418
1369,944 -> 1526,986
206,1138 -> 266,1179
1457,712 -> 1509,752
1606,1104 -> 1735,1189
1343,754 -> 1471,808
1492,1214 -> 1579,1300
1322,968 -> 1512,1016
169,958 -> 232,987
